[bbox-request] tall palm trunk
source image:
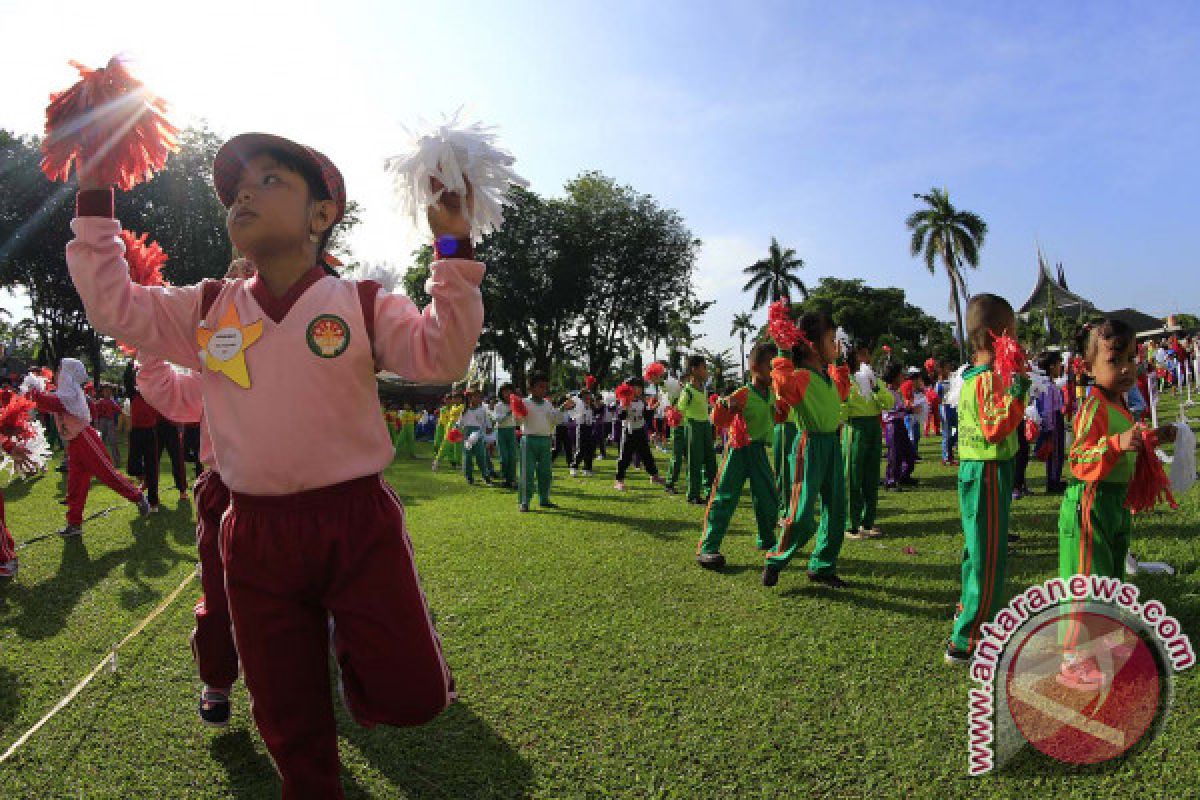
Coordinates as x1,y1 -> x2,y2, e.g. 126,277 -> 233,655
945,255 -> 967,363
739,335 -> 747,382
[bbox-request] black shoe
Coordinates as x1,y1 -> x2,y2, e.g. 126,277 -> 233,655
762,563 -> 782,587
944,644 -> 972,666
541,501 -> 559,509
899,477 -> 919,487
198,689 -> 231,728
1008,532 -> 1021,542
806,571 -> 847,588
687,497 -> 704,505
518,504 -> 530,512
696,552 -> 725,569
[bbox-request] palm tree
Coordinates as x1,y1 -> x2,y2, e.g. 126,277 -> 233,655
700,347 -> 737,391
906,188 -> 987,362
730,312 -> 756,381
741,238 -> 808,311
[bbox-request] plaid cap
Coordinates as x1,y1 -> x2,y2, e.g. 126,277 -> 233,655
213,133 -> 346,226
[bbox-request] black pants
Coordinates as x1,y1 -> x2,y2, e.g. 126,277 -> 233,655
182,423 -> 203,480
128,426 -> 159,506
156,419 -> 188,491
552,424 -> 573,462
1014,423 -> 1030,491
572,426 -> 596,471
616,427 -> 658,481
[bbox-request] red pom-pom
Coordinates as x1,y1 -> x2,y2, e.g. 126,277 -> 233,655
119,230 -> 170,287
989,331 -> 1029,388
1125,430 -> 1178,514
642,362 -> 666,383
882,344 -> 892,353
1071,356 -> 1086,377
924,387 -> 939,406
42,56 -> 180,191
924,357 -> 937,375
828,364 -> 851,402
1023,418 -> 1039,442
39,368 -> 53,381
707,392 -> 718,406
0,393 -> 37,441
446,428 -> 464,443
614,382 -> 635,407
728,414 -> 751,449
665,406 -> 683,428
510,395 -> 528,418
585,375 -> 597,391
767,299 -> 811,352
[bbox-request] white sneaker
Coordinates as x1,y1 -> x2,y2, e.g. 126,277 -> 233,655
583,470 -> 593,477
570,468 -> 578,477
614,481 -> 626,491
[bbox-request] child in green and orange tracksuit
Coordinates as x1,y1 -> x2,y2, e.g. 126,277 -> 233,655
675,354 -> 717,504
1055,319 -> 1178,689
763,311 -> 849,588
696,341 -> 781,568
842,341 -> 895,540
945,294 -> 1031,665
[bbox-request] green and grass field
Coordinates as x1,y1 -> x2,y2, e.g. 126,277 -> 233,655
1,399 -> 1197,798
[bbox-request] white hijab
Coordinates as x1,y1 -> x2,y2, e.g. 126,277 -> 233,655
56,358 -> 92,422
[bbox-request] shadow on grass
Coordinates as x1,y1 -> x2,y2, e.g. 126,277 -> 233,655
120,504 -> 196,609
0,665 -> 18,730
210,729 -> 279,800
341,701 -> 533,800
551,506 -> 697,540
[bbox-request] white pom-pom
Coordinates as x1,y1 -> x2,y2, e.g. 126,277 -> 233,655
384,111 -> 529,243
19,374 -> 45,395
1170,422 -> 1196,495
346,262 -> 402,294
20,419 -> 52,473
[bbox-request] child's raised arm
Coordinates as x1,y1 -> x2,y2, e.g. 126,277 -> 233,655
67,192 -> 206,370
368,257 -> 485,383
134,354 -> 203,424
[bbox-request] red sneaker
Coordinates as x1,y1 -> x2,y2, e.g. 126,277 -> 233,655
1056,658 -> 1108,690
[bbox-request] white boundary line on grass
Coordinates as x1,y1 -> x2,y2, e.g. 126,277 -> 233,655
0,569 -> 196,765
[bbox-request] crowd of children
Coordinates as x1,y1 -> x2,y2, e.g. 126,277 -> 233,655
1,117 -> 1192,798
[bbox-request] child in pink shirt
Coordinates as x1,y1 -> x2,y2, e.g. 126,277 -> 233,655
69,134 -> 482,799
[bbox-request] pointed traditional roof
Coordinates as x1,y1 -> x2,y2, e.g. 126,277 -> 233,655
1018,247 -> 1094,315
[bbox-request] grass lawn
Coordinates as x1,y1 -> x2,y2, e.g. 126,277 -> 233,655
1,397 -> 1197,798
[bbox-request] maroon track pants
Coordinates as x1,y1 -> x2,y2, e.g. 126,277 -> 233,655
221,474 -> 454,800
66,427 -> 143,525
191,469 -> 238,690
0,494 -> 14,565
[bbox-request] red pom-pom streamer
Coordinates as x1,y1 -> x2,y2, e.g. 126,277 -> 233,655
767,299 -> 811,352
1023,418 -> 1039,442
0,393 -> 37,441
924,387 -> 939,406
707,392 -> 719,406
39,368 -> 54,381
728,413 -> 751,449
116,229 -> 171,356
642,362 -> 666,383
510,395 -> 528,418
1071,356 -> 1086,377
924,357 -> 937,375
989,330 -> 1029,388
42,56 -> 179,191
584,375 -> 597,391
828,364 -> 851,402
1125,429 -> 1178,514
446,427 -> 464,443
614,382 -> 635,408
665,406 -> 683,428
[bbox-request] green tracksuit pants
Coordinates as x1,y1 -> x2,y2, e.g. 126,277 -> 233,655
1058,480 -> 1130,653
773,421 -> 798,520
686,419 -> 717,501
666,425 -> 687,488
433,422 -> 445,455
697,441 -> 779,555
462,425 -> 494,482
843,416 -> 883,531
519,434 -> 553,507
497,427 -> 518,485
768,431 -> 846,575
951,459 -> 1014,653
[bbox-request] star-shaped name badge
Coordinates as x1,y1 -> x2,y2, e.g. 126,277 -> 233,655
196,303 -> 264,389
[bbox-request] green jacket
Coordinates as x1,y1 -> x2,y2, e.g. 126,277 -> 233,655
675,383 -> 710,422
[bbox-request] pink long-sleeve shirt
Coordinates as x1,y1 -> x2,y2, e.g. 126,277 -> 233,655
135,354 -> 215,468
68,199 -> 485,495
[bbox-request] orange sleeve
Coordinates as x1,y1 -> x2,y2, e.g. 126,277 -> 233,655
1069,397 -> 1124,482
711,402 -> 735,429
976,370 -> 1025,443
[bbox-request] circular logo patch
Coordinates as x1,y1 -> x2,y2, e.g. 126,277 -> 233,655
306,314 -> 350,359
1005,610 -> 1165,765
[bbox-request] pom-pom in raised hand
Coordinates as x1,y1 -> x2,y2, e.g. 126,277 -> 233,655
510,395 -> 529,419
385,112 -> 529,243
42,56 -> 179,190
116,230 -> 170,355
767,299 -> 810,352
989,330 -> 1029,388
643,362 -> 666,384
614,383 -> 635,408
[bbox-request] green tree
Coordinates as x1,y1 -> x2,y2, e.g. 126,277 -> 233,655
906,188 -> 987,362
741,237 -> 807,311
730,311 -> 756,382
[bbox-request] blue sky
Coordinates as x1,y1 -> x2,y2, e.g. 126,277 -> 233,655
3,1 -> 1198,359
